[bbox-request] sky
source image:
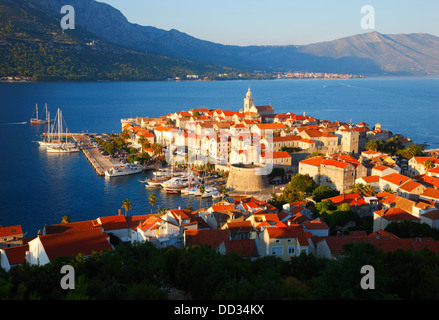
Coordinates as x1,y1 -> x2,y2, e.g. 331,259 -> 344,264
97,0 -> 439,46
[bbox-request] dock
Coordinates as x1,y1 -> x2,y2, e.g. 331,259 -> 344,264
72,134 -> 113,176
71,134 -> 156,177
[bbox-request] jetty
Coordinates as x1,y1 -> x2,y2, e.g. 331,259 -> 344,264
72,134 -> 113,176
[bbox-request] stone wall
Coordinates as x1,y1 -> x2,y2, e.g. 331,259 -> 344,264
226,164 -> 269,192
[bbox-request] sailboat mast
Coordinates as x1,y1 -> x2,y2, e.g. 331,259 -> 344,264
35,104 -> 39,120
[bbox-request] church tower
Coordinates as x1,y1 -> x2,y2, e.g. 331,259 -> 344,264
243,87 -> 255,112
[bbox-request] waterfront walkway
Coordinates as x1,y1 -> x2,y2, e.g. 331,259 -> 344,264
72,134 -> 113,176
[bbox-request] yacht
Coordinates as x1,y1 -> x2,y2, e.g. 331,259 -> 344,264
105,163 -> 145,177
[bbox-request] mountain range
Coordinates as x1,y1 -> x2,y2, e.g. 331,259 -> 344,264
1,0 -> 439,81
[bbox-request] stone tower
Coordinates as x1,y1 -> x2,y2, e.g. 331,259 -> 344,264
243,87 -> 255,113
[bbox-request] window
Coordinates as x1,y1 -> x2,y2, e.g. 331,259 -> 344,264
288,246 -> 296,256
271,246 -> 284,256
275,239 -> 281,243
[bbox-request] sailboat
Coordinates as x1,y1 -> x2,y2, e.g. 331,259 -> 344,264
30,103 -> 50,125
45,108 -> 79,153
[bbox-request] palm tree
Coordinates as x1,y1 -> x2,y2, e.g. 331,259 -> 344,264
424,159 -> 433,171
61,216 -> 71,224
122,199 -> 132,216
148,193 -> 157,215
199,184 -> 205,209
221,185 -> 227,200
157,207 -> 167,215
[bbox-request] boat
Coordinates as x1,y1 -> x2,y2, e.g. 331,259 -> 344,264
44,108 -> 79,153
30,103 -> 50,125
105,163 -> 145,177
144,177 -> 170,188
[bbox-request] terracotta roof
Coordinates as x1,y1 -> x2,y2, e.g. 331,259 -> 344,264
322,159 -> 352,169
422,210 -> 439,220
44,220 -> 98,235
95,215 -> 129,231
265,225 -> 309,245
38,229 -> 113,261
1,244 -> 29,266
303,220 -> 329,230
0,225 -> 23,237
375,207 -> 420,221
254,123 -> 287,130
358,175 -> 379,183
184,229 -> 230,249
323,193 -> 367,207
300,157 -> 325,167
380,173 -> 411,186
399,180 -> 423,192
421,188 -> 439,200
222,239 -> 259,257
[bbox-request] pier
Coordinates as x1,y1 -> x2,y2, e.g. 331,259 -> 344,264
72,134 -> 113,176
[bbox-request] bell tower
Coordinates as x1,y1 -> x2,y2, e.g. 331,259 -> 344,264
243,87 -> 254,112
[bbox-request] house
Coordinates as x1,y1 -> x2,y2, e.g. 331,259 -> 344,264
315,233 -> 439,259
372,164 -> 399,177
319,159 -> 356,194
355,176 -> 380,192
256,225 -> 311,260
379,173 -> 412,192
0,225 -> 24,248
184,229 -> 230,250
397,180 -> 426,200
221,220 -> 254,240
0,244 -> 29,272
302,219 -> 329,237
408,156 -> 439,177
132,215 -> 182,248
373,207 -> 420,232
25,229 -> 113,266
260,151 -> 292,169
420,188 -> 439,203
218,239 -> 260,260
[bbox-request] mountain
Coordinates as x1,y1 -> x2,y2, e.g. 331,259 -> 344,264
2,0 -> 439,80
0,0 -> 246,81
29,0 -> 439,76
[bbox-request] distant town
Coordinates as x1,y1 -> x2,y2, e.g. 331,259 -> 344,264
1,88 -> 438,276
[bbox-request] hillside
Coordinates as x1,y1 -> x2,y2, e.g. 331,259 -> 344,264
29,0 -> 439,76
0,0 -> 245,81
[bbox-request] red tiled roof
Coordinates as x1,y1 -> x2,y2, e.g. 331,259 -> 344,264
222,239 -> 259,257
323,193 -> 367,206
322,159 -> 351,169
375,207 -> 420,221
0,225 -> 23,237
95,215 -> 129,231
380,173 -> 411,186
303,220 -> 329,230
39,229 -> 113,261
300,157 -> 325,167
184,229 -> 229,249
266,225 -> 309,245
2,244 -> 29,265
422,188 -> 439,200
44,220 -> 99,235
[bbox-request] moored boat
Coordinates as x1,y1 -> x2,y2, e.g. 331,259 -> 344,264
105,163 -> 145,177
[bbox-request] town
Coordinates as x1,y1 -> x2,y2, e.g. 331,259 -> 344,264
1,88 -> 439,275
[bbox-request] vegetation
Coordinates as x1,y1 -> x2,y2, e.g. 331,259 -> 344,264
365,135 -> 424,159
3,240 -> 439,300
312,185 -> 340,202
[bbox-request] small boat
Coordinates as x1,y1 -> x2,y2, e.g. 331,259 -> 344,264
105,163 -> 145,177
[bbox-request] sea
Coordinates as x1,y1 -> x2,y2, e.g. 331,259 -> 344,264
0,77 -> 438,237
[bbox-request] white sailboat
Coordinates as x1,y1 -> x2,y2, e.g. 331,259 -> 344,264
45,108 -> 79,153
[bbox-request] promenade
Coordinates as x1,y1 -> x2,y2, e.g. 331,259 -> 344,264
72,134 -> 113,176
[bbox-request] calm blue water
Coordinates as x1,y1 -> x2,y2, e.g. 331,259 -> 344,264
0,77 -> 438,237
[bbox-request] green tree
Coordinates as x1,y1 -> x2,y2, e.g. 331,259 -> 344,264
289,174 -> 318,194
199,185 -> 205,209
312,185 -> 340,202
122,199 -> 132,216
148,194 -> 157,215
